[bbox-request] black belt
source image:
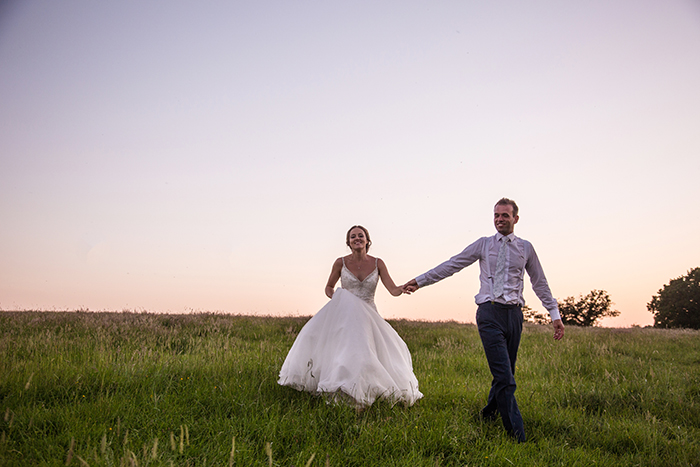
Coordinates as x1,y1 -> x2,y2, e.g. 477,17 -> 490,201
483,301 -> 521,310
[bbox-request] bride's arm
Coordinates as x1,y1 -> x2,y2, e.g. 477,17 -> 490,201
377,258 -> 403,297
325,258 -> 343,299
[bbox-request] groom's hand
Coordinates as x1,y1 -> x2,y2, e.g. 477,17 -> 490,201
552,319 -> 565,340
401,279 -> 419,294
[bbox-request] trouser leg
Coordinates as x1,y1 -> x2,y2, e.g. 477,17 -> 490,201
476,302 -> 525,442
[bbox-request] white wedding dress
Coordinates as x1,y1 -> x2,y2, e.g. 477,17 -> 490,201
278,258 -> 423,407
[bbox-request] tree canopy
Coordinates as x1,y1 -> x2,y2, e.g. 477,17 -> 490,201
522,304 -> 549,325
648,267 -> 700,329
558,289 -> 619,326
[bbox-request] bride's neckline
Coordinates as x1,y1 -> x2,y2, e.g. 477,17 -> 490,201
343,257 -> 377,282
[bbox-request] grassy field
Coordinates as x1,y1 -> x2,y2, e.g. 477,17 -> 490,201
1,311 -> 698,466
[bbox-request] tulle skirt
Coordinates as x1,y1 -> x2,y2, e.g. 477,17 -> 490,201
278,288 -> 422,407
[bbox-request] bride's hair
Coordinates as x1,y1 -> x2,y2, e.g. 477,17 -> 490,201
346,225 -> 372,252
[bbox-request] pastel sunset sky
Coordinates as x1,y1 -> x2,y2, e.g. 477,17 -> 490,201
2,0 -> 699,327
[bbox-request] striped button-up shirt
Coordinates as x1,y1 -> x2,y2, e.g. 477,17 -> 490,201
416,233 -> 560,321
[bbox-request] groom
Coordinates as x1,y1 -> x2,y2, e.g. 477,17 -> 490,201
402,198 -> 564,442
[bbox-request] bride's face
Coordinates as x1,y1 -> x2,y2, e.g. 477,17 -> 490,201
348,228 -> 368,251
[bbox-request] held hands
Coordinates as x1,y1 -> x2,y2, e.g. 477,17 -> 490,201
401,279 -> 419,295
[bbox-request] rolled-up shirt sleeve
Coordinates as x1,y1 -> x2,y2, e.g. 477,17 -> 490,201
416,238 -> 484,288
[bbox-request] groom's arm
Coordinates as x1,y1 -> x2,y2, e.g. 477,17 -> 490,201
402,237 -> 484,293
524,241 -> 565,340
416,237 -> 483,288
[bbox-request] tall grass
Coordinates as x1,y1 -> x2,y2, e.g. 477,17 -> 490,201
1,311 -> 698,466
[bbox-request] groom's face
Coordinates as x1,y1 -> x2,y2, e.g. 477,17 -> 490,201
494,205 -> 518,236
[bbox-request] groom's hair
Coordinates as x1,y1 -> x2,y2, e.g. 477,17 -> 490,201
495,198 -> 519,217
346,225 -> 372,252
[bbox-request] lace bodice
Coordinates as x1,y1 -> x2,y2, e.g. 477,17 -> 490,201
340,258 -> 379,311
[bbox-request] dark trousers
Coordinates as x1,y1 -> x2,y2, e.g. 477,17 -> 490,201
476,301 -> 525,442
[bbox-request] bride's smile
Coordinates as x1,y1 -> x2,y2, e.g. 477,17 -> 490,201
348,229 -> 367,251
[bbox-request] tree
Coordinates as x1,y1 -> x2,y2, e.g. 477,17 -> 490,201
522,304 -> 549,325
557,289 -> 619,326
648,267 -> 700,329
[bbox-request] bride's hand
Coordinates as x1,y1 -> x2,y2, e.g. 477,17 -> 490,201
401,279 -> 419,295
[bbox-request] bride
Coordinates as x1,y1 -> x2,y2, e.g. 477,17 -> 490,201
278,225 -> 423,407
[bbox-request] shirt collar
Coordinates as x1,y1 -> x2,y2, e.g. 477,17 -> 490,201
496,232 -> 515,242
